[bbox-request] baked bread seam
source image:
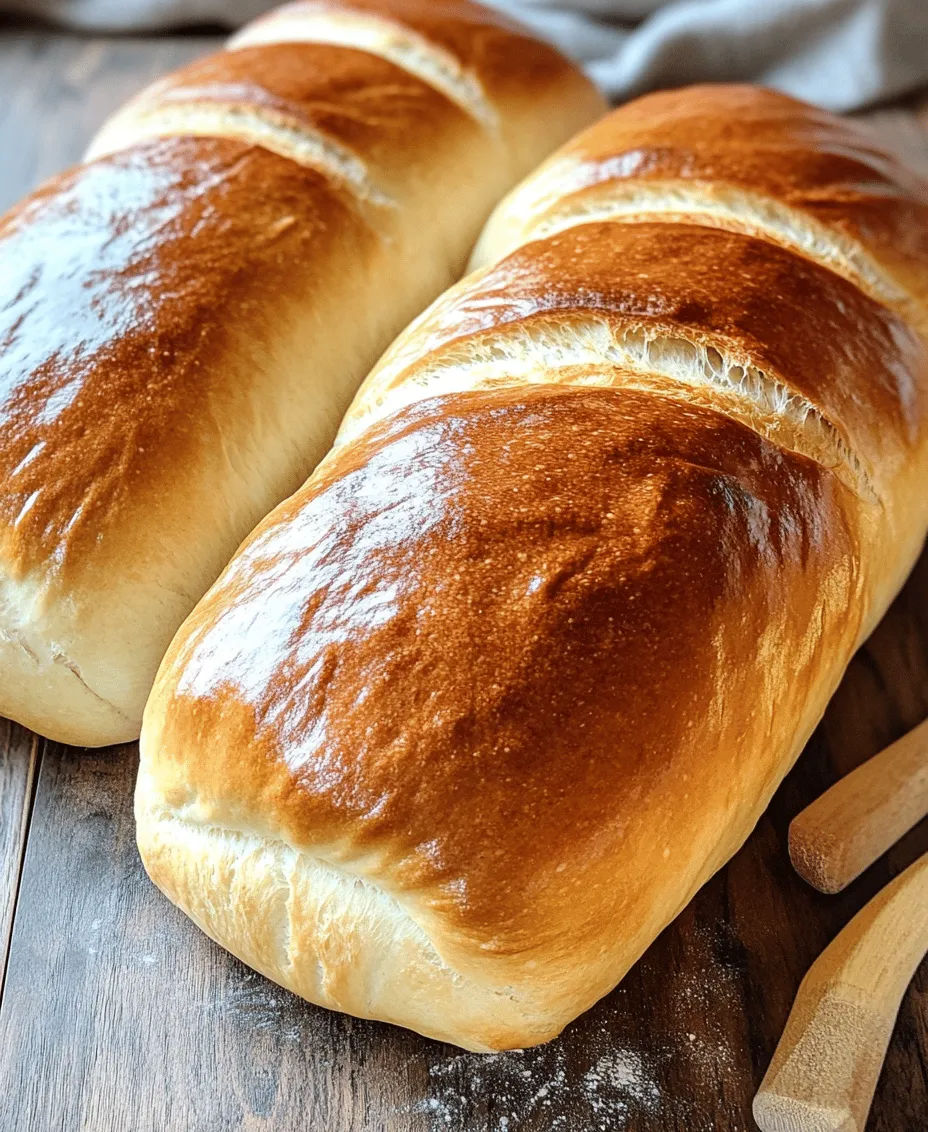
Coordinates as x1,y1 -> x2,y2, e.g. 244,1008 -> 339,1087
87,103 -> 396,205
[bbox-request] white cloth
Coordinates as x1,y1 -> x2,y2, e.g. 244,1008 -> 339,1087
4,0 -> 928,112
486,0 -> 928,111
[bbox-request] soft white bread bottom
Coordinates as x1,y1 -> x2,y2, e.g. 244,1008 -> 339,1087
137,662 -> 842,1052
135,769 -> 562,1051
0,569 -> 190,745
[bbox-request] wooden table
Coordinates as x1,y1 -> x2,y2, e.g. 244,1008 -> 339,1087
1,24 -> 927,1132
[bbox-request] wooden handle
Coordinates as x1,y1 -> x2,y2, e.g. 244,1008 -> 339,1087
789,718 -> 928,893
753,851 -> 928,1132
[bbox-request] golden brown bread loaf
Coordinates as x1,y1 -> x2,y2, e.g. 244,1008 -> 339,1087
0,0 -> 602,746
138,85 -> 928,1050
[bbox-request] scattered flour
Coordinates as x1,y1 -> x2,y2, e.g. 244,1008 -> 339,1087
583,1048 -> 661,1118
219,967 -> 310,1045
407,917 -> 750,1131
411,1030 -> 663,1132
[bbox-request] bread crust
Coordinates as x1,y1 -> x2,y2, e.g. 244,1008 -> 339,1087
140,87 -> 928,1048
472,85 -> 928,328
0,1 -> 602,744
143,385 -> 863,1046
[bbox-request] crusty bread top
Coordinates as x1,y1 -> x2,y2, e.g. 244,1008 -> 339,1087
0,0 -> 600,596
0,137 -> 377,590
229,0 -> 587,147
89,42 -> 485,203
472,85 -> 928,326
144,384 -> 861,1006
341,221 -> 928,503
90,0 -> 602,182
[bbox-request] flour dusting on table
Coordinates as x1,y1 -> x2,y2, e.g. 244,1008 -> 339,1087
407,919 -> 746,1131
411,1025 -> 662,1131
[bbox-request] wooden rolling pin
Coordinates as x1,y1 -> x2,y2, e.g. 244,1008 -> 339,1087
753,851 -> 928,1132
790,718 -> 928,893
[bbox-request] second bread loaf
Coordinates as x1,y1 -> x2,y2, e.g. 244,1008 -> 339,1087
0,0 -> 603,746
137,86 -> 928,1050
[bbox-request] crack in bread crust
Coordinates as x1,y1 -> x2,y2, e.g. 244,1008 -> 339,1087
339,315 -> 875,500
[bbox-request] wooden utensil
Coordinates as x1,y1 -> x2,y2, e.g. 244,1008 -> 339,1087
789,717 -> 928,893
753,851 -> 928,1132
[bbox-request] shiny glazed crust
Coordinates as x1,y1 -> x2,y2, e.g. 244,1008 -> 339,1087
0,0 -> 603,745
140,87 -> 928,1048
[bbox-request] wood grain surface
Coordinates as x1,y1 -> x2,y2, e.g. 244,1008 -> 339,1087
0,25 -> 926,1132
0,723 -> 36,998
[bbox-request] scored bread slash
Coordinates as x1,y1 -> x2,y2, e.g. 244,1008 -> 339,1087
789,717 -> 928,893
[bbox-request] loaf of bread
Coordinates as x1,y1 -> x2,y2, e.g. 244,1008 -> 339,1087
0,0 -> 601,746
138,86 -> 928,1051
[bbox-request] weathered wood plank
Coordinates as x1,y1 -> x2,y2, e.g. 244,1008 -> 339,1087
0,743 -> 432,1132
0,724 -> 37,995
0,29 -> 217,211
